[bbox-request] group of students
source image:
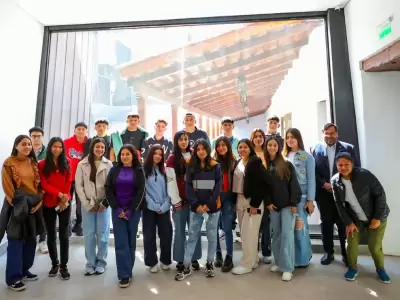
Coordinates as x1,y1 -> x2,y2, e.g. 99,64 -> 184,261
0,112 -> 391,292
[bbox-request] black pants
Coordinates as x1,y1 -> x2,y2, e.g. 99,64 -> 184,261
38,227 -> 47,243
260,209 -> 272,257
70,181 -> 82,226
317,191 -> 346,256
43,205 -> 71,268
142,209 -> 173,267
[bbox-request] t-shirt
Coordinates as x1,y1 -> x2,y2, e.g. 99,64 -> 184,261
222,171 -> 230,192
116,167 -> 135,208
121,129 -> 145,151
182,152 -> 191,164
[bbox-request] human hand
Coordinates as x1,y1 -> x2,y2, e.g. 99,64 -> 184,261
202,205 -> 209,212
98,204 -> 106,213
31,201 -> 42,214
267,204 -> 277,212
196,206 -> 205,214
90,205 -> 99,212
291,206 -> 297,214
369,219 -> 381,229
346,223 -> 359,238
249,206 -> 258,215
305,200 -> 315,215
174,202 -> 183,211
59,201 -> 68,212
61,194 -> 69,202
323,183 -> 332,192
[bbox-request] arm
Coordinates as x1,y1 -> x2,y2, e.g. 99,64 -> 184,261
130,167 -> 145,213
63,169 -> 73,196
160,188 -> 172,213
185,171 -> 201,212
331,180 -> 354,226
74,164 -> 92,211
105,167 -> 119,210
245,160 -> 265,208
211,164 -> 222,205
166,166 -> 182,206
109,148 -> 116,163
368,171 -> 387,220
1,164 -> 15,204
312,148 -> 326,188
140,136 -> 146,156
306,154 -> 316,201
39,167 -> 61,198
288,162 -> 302,206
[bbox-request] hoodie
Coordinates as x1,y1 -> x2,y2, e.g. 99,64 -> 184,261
145,167 -> 171,213
64,135 -> 88,177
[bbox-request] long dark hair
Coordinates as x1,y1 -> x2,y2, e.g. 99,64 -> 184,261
11,135 -> 37,163
264,136 -> 291,180
188,139 -> 213,175
213,136 -> 235,172
144,144 -> 165,178
117,144 -> 141,168
88,137 -> 107,183
250,128 -> 266,149
43,137 -> 70,177
237,138 -> 257,159
173,130 -> 190,177
283,128 -> 305,157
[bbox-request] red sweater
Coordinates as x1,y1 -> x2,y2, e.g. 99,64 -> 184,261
39,159 -> 73,207
64,135 -> 87,178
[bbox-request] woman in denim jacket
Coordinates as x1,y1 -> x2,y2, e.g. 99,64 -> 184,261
283,128 -> 316,267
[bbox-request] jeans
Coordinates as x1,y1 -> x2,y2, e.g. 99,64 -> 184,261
5,239 -> 36,286
112,210 -> 141,279
70,182 -> 82,226
172,204 -> 202,262
216,192 -> 234,256
43,205 -> 71,268
184,211 -> 220,266
294,192 -> 312,266
347,219 -> 387,269
270,207 -> 296,273
142,209 -> 173,267
82,207 -> 111,270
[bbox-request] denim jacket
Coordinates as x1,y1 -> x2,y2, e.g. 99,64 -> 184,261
288,150 -> 316,201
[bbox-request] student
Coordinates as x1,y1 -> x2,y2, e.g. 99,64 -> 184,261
75,138 -> 112,276
183,112 -> 210,147
105,145 -> 146,288
175,139 -> 222,281
213,136 -> 236,272
211,116 -> 239,158
143,144 -> 173,273
265,136 -> 302,282
283,128 -> 316,267
265,115 -> 284,149
0,135 -> 44,291
232,139 -> 271,275
39,137 -> 73,280
84,119 -> 111,159
145,119 -> 174,160
64,121 -> 88,236
331,152 -> 390,283
166,130 -> 202,272
250,128 -> 266,164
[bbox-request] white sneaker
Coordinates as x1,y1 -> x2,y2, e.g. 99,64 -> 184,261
252,262 -> 259,269
232,265 -> 252,275
282,272 -> 293,282
270,265 -> 279,272
38,241 -> 48,254
150,265 -> 160,273
263,256 -> 273,264
160,263 -> 170,271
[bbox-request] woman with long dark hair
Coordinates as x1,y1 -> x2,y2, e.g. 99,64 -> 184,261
39,137 -> 72,280
143,144 -> 172,273
105,144 -> 145,288
0,135 -> 43,291
166,130 -> 201,271
213,136 -> 236,272
75,138 -> 112,276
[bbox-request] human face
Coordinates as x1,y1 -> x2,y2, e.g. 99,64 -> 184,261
95,123 -> 108,136
323,125 -> 338,146
16,138 -> 32,157
267,120 -> 279,133
216,140 -> 228,156
153,149 -> 163,165
75,126 -> 87,139
286,132 -> 298,149
196,144 -> 208,161
184,116 -> 195,129
267,139 -> 279,157
155,122 -> 167,136
238,142 -> 250,159
30,131 -> 43,148
222,122 -> 234,137
121,149 -> 133,166
93,142 -> 105,158
178,134 -> 189,151
127,116 -> 140,129
51,141 -> 63,158
253,131 -> 264,147
337,157 -> 353,177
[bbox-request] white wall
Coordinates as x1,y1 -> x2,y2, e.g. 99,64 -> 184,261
234,114 -> 266,139
345,0 -> 400,255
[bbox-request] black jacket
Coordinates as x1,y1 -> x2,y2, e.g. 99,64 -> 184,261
105,165 -> 146,212
331,167 -> 390,226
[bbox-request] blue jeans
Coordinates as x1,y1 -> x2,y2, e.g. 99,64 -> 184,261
295,191 -> 312,266
5,239 -> 36,286
112,210 -> 141,279
82,207 -> 111,270
184,211 -> 220,266
270,207 -> 296,272
216,193 -> 234,256
172,204 -> 202,262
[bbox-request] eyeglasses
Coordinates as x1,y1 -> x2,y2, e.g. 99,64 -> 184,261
31,135 -> 43,139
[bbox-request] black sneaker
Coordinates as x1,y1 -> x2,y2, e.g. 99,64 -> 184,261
8,281 -> 26,291
23,272 -> 38,281
175,266 -> 191,281
191,260 -> 200,270
73,224 -> 83,236
221,254 -> 234,273
205,262 -> 215,278
119,277 -> 131,288
321,253 -> 334,265
60,268 -> 71,280
176,262 -> 184,271
48,265 -> 59,277
214,251 -> 223,268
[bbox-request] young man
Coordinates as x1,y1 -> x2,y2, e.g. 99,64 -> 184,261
29,126 -> 48,254
183,112 -> 210,147
211,116 -> 239,158
84,119 -> 111,159
145,119 -> 173,160
64,122 -> 88,236
110,113 -> 148,162
265,115 -> 284,149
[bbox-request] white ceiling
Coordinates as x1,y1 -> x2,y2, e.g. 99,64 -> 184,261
17,0 -> 347,26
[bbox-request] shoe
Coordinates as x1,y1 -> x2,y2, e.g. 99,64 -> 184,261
95,266 -> 105,275
175,266 -> 192,281
38,241 -> 49,254
191,260 -> 200,270
344,267 -> 358,281
149,265 -> 160,273
205,262 -> 216,278
84,267 -> 95,276
60,268 -> 71,280
263,256 -> 273,264
252,262 -> 259,269
119,277 -> 131,288
376,268 -> 391,284
74,225 -> 83,236
232,265 -> 252,275
48,265 -> 59,277
270,265 -> 279,272
214,251 -> 223,268
23,272 -> 38,281
282,272 -> 293,282
8,281 -> 26,291
176,262 -> 184,271
160,263 -> 170,271
321,253 -> 334,265
221,254 -> 233,273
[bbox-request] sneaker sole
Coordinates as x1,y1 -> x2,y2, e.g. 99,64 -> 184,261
60,275 -> 71,281
119,278 -> 132,288
345,273 -> 358,281
175,271 -> 192,281
9,286 -> 26,292
48,273 -> 58,277
23,277 -> 39,281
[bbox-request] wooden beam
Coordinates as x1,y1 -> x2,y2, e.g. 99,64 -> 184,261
360,38 -> 400,72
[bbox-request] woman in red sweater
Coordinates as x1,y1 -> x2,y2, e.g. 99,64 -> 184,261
39,137 -> 72,280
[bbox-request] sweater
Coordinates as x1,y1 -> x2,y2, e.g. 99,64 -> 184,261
145,168 -> 171,213
64,135 -> 87,178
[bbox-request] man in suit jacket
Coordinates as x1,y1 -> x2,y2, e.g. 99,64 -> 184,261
312,123 -> 360,266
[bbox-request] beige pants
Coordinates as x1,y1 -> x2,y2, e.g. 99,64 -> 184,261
236,194 -> 264,269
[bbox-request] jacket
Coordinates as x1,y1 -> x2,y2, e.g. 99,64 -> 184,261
36,145 -> 47,160
64,135 -> 88,178
287,150 -> 316,200
211,136 -> 240,158
186,159 -> 222,213
110,127 -> 148,161
75,156 -> 113,211
331,168 -> 390,226
145,168 -> 171,213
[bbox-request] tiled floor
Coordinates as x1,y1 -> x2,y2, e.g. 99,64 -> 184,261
0,245 -> 398,300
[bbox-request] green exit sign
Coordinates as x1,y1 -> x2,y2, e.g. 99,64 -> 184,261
379,23 -> 392,40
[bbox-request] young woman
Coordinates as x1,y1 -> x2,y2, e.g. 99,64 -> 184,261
231,139 -> 271,275
0,135 -> 43,291
39,137 -> 73,280
250,128 -> 266,164
105,144 -> 145,288
143,144 -> 172,273
166,130 -> 201,271
213,136 -> 236,272
283,128 -> 316,267
175,139 -> 222,281
75,137 -> 112,276
265,136 -> 301,282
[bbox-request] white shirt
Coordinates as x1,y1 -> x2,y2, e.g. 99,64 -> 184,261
326,143 -> 336,178
342,178 -> 368,222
